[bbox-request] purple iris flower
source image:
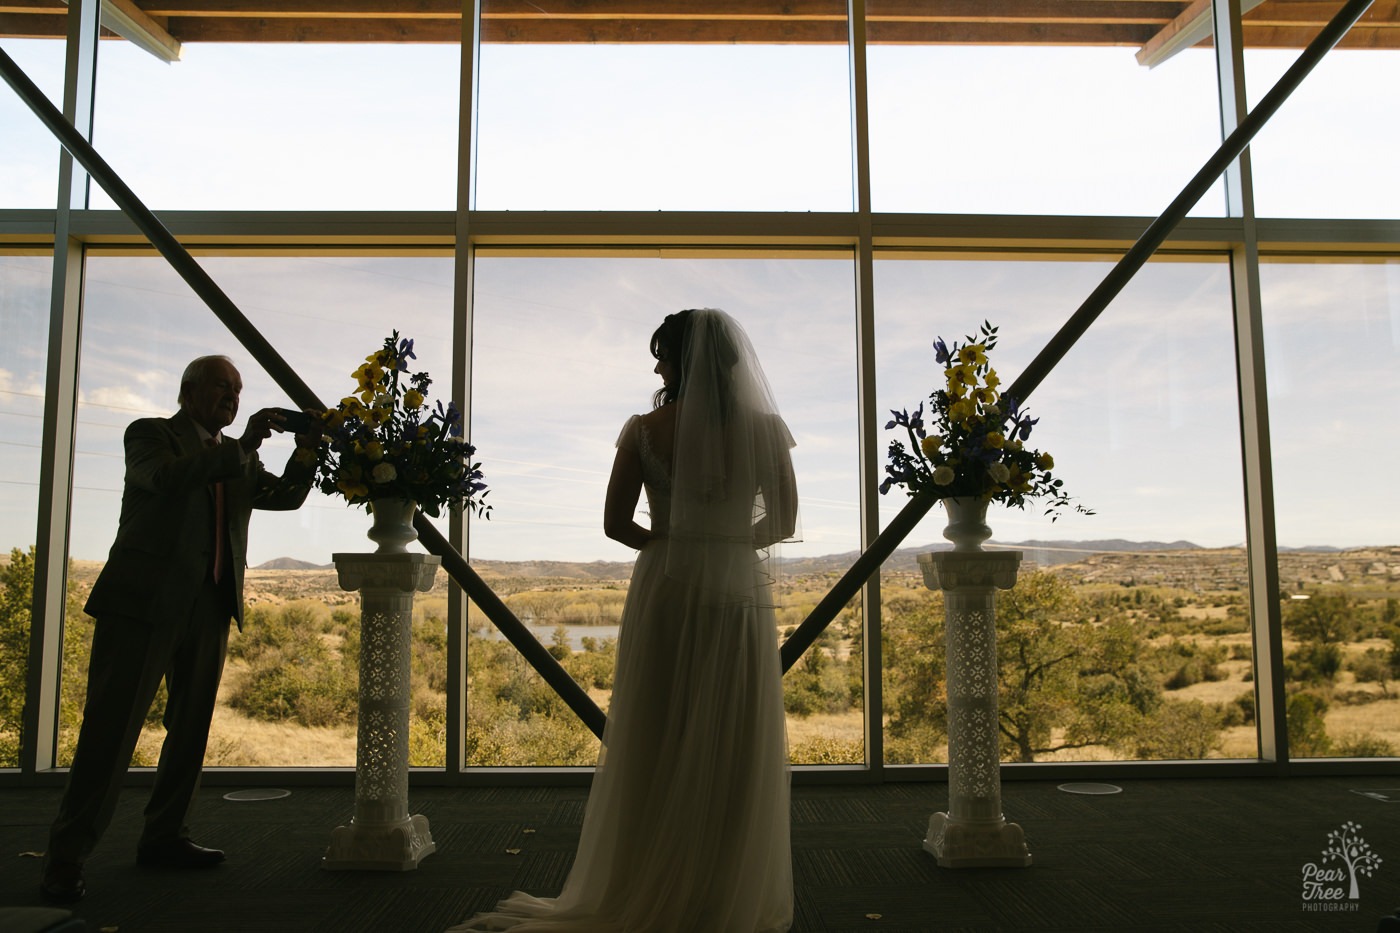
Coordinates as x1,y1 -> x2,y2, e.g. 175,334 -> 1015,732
396,336 -> 416,372
933,338 -> 951,366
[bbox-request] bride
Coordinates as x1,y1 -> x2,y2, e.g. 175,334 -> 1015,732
451,308 -> 799,933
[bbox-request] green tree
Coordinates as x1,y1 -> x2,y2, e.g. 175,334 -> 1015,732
882,570 -> 1159,764
1284,592 -> 1359,646
1286,691 -> 1332,757
0,547 -> 105,766
0,547 -> 37,765
996,573 -> 1153,762
1122,699 -> 1224,759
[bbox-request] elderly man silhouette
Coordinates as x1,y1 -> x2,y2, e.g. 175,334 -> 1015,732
41,355 -> 318,903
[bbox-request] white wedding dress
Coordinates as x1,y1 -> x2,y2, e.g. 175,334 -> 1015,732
450,410 -> 793,933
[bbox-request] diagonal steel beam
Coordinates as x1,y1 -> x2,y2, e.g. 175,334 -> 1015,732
0,44 -> 608,740
780,0 -> 1375,675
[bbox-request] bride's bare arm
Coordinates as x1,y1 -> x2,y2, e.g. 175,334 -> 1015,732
604,446 -> 652,550
753,445 -> 798,550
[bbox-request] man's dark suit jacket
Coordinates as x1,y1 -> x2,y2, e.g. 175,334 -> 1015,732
85,409 -> 313,630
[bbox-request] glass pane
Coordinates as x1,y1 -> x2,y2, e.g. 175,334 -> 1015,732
1246,10 -> 1400,219
70,253 -> 454,767
876,254 -> 1255,764
469,254 -> 862,766
0,251 -> 52,767
868,44 -> 1225,216
474,34 -> 852,210
1,39 -> 65,208
1263,259 -> 1400,758
90,44 -> 459,210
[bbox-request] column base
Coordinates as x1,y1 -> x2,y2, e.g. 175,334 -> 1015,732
323,814 -> 436,871
923,812 -> 1032,868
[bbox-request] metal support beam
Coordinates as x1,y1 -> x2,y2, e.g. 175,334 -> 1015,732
23,0 -> 99,777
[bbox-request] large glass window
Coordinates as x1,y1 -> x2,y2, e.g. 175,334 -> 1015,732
1247,39 -> 1400,219
0,39 -> 65,209
867,44 -> 1225,216
90,44 -> 460,211
469,253 -> 863,766
0,251 -> 52,767
1263,258 -> 1400,758
70,253 -> 455,767
875,254 -> 1254,764
473,30 -> 852,211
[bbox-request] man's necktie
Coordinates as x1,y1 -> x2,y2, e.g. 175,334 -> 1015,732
206,438 -> 227,584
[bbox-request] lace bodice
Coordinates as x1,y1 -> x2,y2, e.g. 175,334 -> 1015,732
635,419 -> 671,536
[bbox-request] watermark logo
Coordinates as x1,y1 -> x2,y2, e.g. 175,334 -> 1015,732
1301,821 -> 1383,913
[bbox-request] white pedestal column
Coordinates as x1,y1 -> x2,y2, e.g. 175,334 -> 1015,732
323,552 -> 440,871
918,549 -> 1032,868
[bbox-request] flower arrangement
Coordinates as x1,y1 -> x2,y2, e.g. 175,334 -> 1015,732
312,332 -> 490,519
880,322 -> 1089,521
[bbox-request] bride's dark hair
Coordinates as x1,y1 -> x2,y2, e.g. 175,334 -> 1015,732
650,309 -> 694,409
650,308 -> 741,412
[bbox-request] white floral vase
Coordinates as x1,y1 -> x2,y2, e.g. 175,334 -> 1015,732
941,496 -> 991,552
367,498 -> 418,554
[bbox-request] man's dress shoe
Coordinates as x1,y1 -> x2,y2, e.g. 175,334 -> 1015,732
39,860 -> 85,902
136,837 -> 226,869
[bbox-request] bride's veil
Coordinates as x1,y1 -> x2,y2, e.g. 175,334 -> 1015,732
666,309 -> 800,607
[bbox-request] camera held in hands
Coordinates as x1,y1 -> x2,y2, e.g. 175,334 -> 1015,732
275,408 -> 317,435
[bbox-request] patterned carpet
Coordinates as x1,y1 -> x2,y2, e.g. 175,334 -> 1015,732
2,776 -> 1398,932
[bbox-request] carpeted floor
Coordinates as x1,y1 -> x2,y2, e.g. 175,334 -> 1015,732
2,776 -> 1399,932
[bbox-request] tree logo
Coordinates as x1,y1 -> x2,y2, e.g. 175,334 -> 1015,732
1301,821 -> 1382,912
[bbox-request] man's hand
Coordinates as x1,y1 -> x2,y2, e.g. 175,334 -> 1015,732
238,408 -> 284,453
292,409 -> 325,452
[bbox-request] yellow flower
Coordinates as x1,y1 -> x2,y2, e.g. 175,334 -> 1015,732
947,364 -> 977,391
1037,452 -> 1054,470
354,362 -> 383,394
958,343 -> 988,367
972,386 -> 999,406
984,368 -> 1000,390
404,389 -> 424,411
920,435 -> 942,458
337,480 -> 369,499
949,398 -> 976,423
365,441 -> 384,462
986,432 -> 1005,449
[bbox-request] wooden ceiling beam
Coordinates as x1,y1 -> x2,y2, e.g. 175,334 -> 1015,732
1244,0 -> 1400,26
0,13 -> 61,37
6,0 -> 1400,48
144,0 -> 462,16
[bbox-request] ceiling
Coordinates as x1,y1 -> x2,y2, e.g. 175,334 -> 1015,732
3,1 -> 1397,66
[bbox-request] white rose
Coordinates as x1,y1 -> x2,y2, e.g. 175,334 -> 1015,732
371,462 -> 398,484
932,465 -> 956,486
987,461 -> 1011,484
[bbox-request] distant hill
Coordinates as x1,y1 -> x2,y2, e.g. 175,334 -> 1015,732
248,539 -> 1394,585
779,538 -> 1204,575
255,557 -> 331,571
472,558 -> 636,582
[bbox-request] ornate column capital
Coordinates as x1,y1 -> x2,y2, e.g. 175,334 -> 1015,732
332,552 -> 441,594
918,550 -> 1023,592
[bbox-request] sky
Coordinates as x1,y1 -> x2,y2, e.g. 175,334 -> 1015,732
1,33 -> 1397,565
